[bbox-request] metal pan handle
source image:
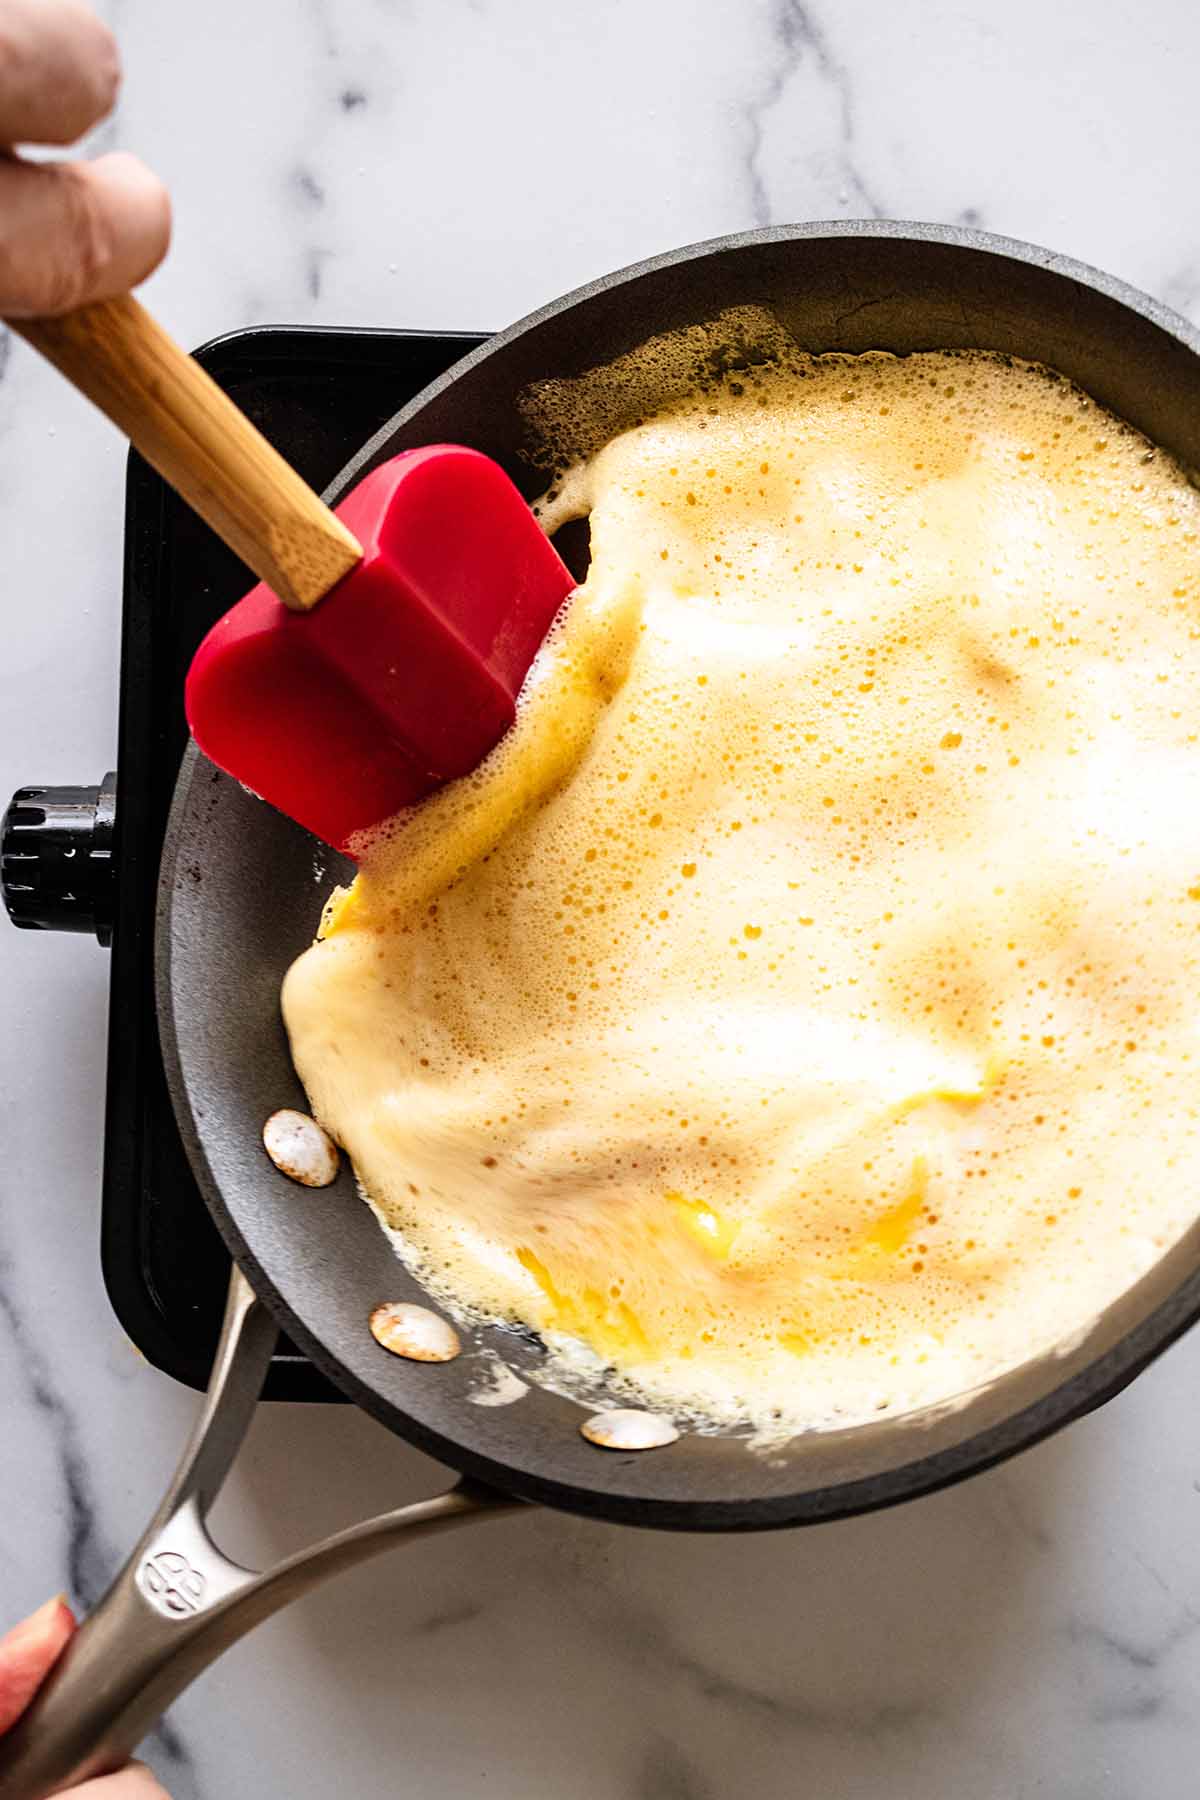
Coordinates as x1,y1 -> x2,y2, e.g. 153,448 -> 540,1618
0,1266 -> 521,1798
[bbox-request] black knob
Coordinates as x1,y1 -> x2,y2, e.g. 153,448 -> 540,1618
1,772 -> 117,945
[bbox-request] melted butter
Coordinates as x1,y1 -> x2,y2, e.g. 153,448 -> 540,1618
859,1158 -> 929,1258
670,1193 -> 741,1259
282,348 -> 1200,1433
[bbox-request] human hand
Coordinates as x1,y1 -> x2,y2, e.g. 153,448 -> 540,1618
0,0 -> 169,316
0,1597 -> 171,1796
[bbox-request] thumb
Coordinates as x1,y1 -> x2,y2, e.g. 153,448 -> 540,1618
0,1595 -> 76,1734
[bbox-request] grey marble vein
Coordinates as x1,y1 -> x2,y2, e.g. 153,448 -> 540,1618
413,1598 -> 484,1636
1131,1550 -> 1175,1601
305,246 -> 333,301
298,0 -> 340,65
147,1716 -> 193,1792
292,166 -> 327,211
742,0 -> 885,227
560,1573 -> 937,1744
678,1645 -> 932,1742
0,1261 -> 199,1793
0,1260 -> 107,1610
988,1470 -> 1053,1553
1065,1607 -> 1200,1675
637,1734 -> 716,1800
1092,1691 -> 1164,1724
1062,1604 -> 1200,1735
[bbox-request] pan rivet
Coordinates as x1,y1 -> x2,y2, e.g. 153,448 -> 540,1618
370,1302 -> 461,1362
262,1109 -> 340,1187
580,1408 -> 679,1451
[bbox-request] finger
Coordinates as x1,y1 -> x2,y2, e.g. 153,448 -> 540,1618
0,0 -> 119,145
0,1594 -> 76,1733
63,1763 -> 173,1798
0,149 -> 171,315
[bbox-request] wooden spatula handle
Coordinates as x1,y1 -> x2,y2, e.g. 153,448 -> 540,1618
12,294 -> 362,611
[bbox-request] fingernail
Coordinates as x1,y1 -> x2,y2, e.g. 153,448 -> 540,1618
4,1595 -> 72,1645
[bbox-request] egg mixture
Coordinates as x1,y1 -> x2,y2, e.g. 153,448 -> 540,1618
282,346 -> 1200,1435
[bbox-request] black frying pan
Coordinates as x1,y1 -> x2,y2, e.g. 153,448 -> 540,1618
5,221 -> 1200,1796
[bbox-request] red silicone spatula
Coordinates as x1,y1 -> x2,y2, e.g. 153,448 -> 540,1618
14,296 -> 576,854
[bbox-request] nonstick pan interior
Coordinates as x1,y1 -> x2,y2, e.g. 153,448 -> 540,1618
158,223 -> 1200,1530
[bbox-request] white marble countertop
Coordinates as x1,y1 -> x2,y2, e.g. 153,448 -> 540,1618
3,1 -> 1200,1794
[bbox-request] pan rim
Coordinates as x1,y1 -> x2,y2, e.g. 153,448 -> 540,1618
326,216 -> 1200,504
157,219 -> 1200,1529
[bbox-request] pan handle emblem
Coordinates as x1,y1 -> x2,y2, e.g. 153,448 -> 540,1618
139,1550 -> 206,1616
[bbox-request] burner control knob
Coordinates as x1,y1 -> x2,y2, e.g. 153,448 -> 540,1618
1,772 -> 117,944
